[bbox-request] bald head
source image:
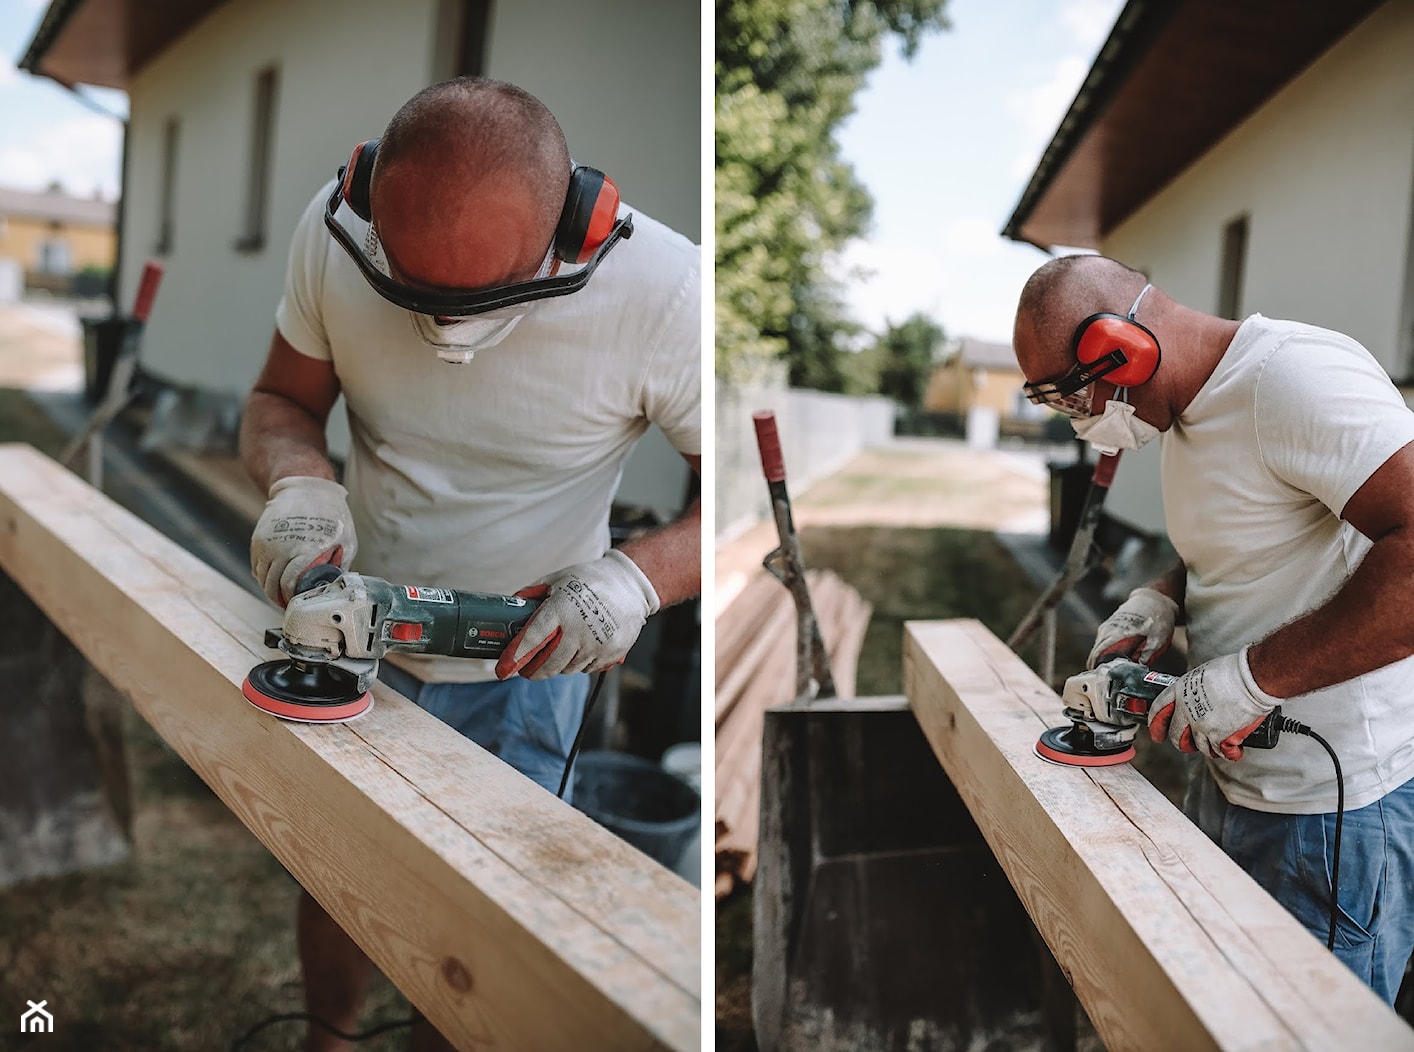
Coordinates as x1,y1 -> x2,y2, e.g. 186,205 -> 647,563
1013,255 -> 1150,381
368,78 -> 572,289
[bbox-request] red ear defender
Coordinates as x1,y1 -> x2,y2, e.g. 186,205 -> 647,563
340,138 -> 380,222
555,167 -> 620,264
1071,312 -> 1161,388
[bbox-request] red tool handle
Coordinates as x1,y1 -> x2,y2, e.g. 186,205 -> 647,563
131,261 -> 164,323
753,410 -> 786,483
1092,451 -> 1120,488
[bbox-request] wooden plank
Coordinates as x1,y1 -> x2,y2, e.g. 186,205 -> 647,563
903,619 -> 1414,1052
0,444 -> 698,1052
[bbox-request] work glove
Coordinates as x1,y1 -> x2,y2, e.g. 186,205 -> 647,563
1087,587 -> 1179,669
250,476 -> 358,606
1148,646 -> 1278,761
495,549 -> 660,681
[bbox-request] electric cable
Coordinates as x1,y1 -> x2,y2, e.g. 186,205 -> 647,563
1278,717 -> 1345,951
558,668 -> 609,799
229,1008 -> 421,1050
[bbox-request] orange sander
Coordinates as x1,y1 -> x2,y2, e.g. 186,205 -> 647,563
1036,658 -> 1285,766
243,565 -> 541,723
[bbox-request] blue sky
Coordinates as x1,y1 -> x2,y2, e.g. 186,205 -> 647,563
0,0 -> 126,200
834,0 -> 1126,343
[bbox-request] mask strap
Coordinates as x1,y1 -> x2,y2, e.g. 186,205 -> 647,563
1128,283 -> 1152,320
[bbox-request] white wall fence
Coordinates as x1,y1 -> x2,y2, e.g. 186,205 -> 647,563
716,381 -> 896,541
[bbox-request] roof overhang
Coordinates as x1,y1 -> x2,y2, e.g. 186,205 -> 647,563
18,0 -> 227,90
1003,0 -> 1385,251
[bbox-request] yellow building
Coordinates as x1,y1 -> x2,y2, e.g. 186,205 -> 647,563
0,184 -> 116,295
924,336 -> 1029,419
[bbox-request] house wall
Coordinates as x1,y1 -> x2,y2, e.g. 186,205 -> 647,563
118,0 -> 700,514
1101,1 -> 1414,535
0,215 -> 114,278
973,369 -> 1023,417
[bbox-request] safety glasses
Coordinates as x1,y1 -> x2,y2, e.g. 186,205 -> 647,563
322,177 -> 633,317
1021,351 -> 1128,418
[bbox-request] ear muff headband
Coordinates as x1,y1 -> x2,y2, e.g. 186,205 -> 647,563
1070,284 -> 1160,388
339,139 -> 620,265
340,138 -> 380,222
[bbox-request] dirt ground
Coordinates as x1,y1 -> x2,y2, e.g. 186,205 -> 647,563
715,439 -> 1054,615
0,300 -> 90,392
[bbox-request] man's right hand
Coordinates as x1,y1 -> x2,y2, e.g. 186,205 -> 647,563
1088,586 -> 1179,669
250,476 -> 357,606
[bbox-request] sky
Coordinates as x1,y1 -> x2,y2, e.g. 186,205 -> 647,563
833,0 -> 1127,344
0,0 -> 127,201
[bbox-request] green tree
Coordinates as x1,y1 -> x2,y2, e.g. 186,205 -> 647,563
874,311 -> 946,408
716,0 -> 951,386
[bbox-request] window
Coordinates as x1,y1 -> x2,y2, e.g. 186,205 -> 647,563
456,1 -> 492,76
156,116 -> 179,255
236,65 -> 279,252
1218,214 -> 1248,320
38,238 -> 72,275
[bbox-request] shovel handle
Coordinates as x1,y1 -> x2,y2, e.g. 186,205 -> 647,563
752,411 -> 786,484
131,261 -> 164,323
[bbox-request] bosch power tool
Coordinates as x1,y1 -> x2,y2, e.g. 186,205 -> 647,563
1035,658 -> 1285,767
242,564 -> 541,723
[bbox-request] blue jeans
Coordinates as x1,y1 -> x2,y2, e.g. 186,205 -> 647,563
1186,766 -> 1414,1004
378,664 -> 590,801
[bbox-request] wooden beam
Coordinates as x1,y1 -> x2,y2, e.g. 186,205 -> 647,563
0,444 -> 698,1051
904,619 -> 1413,1052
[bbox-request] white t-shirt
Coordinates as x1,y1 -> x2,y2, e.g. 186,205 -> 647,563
275,181 -> 700,680
1162,314 -> 1414,813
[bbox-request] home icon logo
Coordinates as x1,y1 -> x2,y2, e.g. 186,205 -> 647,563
20,999 -> 53,1034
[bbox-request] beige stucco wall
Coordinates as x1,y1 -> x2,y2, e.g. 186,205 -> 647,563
118,0 -> 700,514
1100,1 -> 1414,535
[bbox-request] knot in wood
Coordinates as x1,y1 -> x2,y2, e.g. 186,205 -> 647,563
440,955 -> 474,994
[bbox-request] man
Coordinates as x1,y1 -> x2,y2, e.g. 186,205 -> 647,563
239,77 -> 700,1052
1012,254 -> 1414,1005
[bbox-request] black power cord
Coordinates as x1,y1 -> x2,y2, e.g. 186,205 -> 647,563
1277,717 -> 1345,951
558,668 -> 609,799
230,1009 -> 421,1051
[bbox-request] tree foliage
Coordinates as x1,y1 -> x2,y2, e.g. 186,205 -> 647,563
873,311 -> 947,408
716,0 -> 951,387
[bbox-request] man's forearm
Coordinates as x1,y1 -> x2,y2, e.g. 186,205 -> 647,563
240,390 -> 338,495
1145,561 -> 1187,612
618,497 -> 702,609
1247,526 -> 1414,697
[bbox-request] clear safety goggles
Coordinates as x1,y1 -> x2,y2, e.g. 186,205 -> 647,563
322,179 -> 633,317
1021,353 -> 1127,418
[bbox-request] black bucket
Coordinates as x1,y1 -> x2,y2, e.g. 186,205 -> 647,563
572,750 -> 700,870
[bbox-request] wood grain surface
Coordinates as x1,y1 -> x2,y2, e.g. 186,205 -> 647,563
904,618 -> 1414,1052
0,443 -> 699,1051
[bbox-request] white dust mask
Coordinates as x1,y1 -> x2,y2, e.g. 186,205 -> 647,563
1071,390 -> 1160,455
362,223 -> 549,363
408,308 -> 529,363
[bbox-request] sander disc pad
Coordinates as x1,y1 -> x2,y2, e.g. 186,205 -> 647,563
1035,725 -> 1135,767
242,659 -> 372,724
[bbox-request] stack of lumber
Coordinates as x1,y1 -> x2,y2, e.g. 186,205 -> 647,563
715,568 -> 872,898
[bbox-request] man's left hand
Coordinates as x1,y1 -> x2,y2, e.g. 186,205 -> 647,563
495,550 -> 660,680
1148,646 -> 1279,760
